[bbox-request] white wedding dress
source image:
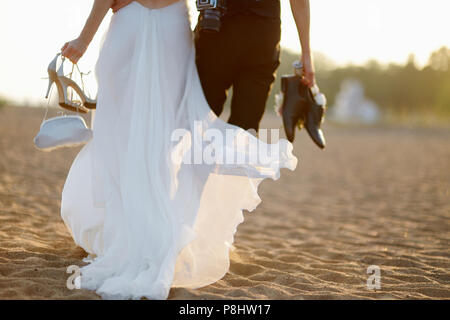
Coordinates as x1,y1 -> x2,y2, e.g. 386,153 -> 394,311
61,0 -> 297,300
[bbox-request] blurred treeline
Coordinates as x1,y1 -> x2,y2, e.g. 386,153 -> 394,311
0,97 -> 7,110
269,46 -> 450,120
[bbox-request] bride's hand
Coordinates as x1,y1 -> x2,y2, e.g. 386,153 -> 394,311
61,38 -> 88,64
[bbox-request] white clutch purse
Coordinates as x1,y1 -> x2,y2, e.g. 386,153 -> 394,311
34,53 -> 96,152
33,115 -> 93,151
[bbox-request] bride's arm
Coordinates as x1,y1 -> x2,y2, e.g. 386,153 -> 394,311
62,0 -> 114,64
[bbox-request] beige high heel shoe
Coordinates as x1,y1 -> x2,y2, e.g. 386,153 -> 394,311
45,54 -> 96,113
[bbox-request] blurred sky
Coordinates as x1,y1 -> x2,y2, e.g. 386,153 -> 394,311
0,0 -> 449,105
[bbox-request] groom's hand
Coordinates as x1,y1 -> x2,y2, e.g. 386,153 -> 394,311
111,0 -> 133,13
301,54 -> 316,87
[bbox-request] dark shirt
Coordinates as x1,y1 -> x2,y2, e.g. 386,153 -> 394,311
226,0 -> 281,18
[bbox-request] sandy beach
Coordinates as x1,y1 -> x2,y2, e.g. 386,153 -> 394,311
0,105 -> 449,299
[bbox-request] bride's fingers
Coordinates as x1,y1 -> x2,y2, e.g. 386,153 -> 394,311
61,46 -> 74,59
68,52 -> 80,64
61,42 -> 69,53
74,53 -> 82,64
61,48 -> 70,59
68,53 -> 79,64
62,46 -> 81,64
301,72 -> 316,88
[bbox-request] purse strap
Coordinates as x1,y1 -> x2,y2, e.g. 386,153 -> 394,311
41,78 -> 64,124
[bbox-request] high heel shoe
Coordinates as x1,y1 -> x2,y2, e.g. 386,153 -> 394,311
57,58 -> 97,110
45,54 -> 94,113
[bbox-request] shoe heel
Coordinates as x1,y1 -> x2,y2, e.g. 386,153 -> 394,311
45,78 -> 54,99
45,53 -> 60,99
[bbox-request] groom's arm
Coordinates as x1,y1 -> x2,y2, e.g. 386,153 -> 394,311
111,0 -> 134,13
290,0 -> 316,87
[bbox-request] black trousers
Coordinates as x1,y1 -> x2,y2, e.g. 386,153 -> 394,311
194,13 -> 281,131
